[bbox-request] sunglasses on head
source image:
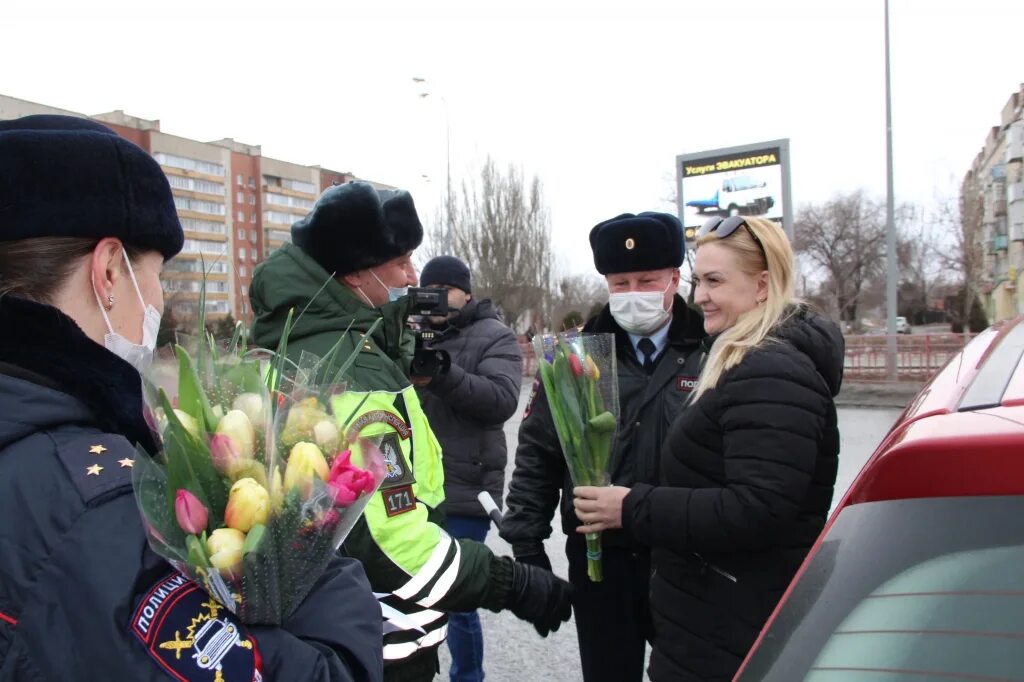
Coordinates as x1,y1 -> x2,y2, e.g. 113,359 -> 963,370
697,215 -> 766,260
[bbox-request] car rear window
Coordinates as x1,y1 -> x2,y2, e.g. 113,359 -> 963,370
737,496 -> 1024,682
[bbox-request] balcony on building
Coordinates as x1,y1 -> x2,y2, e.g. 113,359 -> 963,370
995,234 -> 1010,251
261,226 -> 292,258
1007,121 -> 1024,163
263,175 -> 317,199
1011,219 -> 1024,242
1010,181 -> 1024,204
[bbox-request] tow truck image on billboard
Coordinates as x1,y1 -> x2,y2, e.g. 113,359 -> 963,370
685,173 -> 775,217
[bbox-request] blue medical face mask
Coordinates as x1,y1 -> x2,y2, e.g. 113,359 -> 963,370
371,269 -> 408,303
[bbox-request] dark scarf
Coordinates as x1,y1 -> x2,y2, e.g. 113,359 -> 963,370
0,295 -> 157,453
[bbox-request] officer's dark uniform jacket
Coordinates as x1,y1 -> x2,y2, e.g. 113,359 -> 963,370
623,307 -> 843,682
500,296 -> 706,549
0,295 -> 382,682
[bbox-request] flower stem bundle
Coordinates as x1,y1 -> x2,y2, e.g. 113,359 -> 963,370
534,332 -> 619,582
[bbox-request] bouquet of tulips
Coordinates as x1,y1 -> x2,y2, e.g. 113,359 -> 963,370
133,312 -> 389,624
533,332 -> 619,582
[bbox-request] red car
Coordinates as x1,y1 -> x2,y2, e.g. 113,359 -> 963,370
735,316 -> 1024,682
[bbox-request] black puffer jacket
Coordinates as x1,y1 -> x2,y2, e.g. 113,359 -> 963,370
417,299 -> 522,517
0,296 -> 382,682
623,308 -> 843,682
501,297 -> 706,550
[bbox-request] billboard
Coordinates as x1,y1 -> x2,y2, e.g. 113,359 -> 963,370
676,139 -> 792,242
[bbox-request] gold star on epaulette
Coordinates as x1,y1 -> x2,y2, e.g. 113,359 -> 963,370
89,444 -> 107,455
86,464 -> 103,476
118,458 -> 134,468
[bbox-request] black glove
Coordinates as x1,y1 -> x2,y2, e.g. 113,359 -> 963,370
505,560 -> 573,637
512,542 -> 552,572
410,347 -> 451,381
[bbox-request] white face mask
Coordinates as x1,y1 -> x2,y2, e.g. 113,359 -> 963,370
93,248 -> 162,374
609,279 -> 673,335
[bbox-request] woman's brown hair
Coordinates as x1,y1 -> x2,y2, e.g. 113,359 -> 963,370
0,237 -> 144,304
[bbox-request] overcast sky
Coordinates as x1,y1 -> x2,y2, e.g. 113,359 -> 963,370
3,0 -> 1022,275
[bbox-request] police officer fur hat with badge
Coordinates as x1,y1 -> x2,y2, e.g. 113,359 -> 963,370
588,211 -> 685,275
291,180 -> 423,277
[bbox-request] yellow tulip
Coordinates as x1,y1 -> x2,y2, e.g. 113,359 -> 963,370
224,478 -> 270,533
313,419 -> 340,453
172,409 -> 201,440
280,398 -> 328,448
232,392 -> 266,431
207,528 -> 245,577
215,410 -> 255,461
284,442 -> 329,496
230,459 -> 268,488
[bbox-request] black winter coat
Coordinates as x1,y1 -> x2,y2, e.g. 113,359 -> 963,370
501,297 -> 707,551
0,296 -> 382,682
417,299 -> 522,517
623,308 -> 844,682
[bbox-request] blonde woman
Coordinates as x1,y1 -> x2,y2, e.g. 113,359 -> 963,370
573,215 -> 844,681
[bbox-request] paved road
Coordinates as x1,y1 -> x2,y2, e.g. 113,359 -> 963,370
436,383 -> 903,682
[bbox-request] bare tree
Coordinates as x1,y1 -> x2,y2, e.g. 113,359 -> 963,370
661,169 -> 697,303
549,273 -> 609,330
794,191 -> 889,327
426,157 -> 553,329
896,204 -> 949,324
935,176 -> 987,336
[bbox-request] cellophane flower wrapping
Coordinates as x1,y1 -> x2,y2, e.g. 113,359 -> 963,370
532,332 -> 620,582
133,328 -> 389,624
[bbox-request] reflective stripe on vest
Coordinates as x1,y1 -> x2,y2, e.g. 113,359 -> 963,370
383,625 -> 449,661
331,388 -> 457,606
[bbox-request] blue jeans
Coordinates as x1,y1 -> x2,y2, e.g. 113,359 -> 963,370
445,515 -> 491,682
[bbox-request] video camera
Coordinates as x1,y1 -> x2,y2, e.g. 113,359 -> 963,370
407,287 -> 451,379
407,287 -> 449,318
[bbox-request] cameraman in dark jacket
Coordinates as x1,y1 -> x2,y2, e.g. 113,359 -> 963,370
500,213 -> 706,682
415,256 -> 523,682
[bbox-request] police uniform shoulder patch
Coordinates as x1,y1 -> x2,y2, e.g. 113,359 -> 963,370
378,432 -> 416,490
131,571 -> 263,682
51,432 -> 137,505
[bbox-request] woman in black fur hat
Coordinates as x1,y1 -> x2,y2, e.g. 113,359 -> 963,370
0,115 -> 382,681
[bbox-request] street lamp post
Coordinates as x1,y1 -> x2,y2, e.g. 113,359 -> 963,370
884,0 -> 898,381
413,77 -> 452,253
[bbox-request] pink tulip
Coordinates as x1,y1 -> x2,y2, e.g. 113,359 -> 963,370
327,451 -> 377,506
209,434 -> 242,475
569,354 -> 584,377
174,489 -> 208,535
329,450 -> 354,478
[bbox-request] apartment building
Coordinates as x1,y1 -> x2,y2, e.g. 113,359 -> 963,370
0,93 -> 392,324
964,83 -> 1024,321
